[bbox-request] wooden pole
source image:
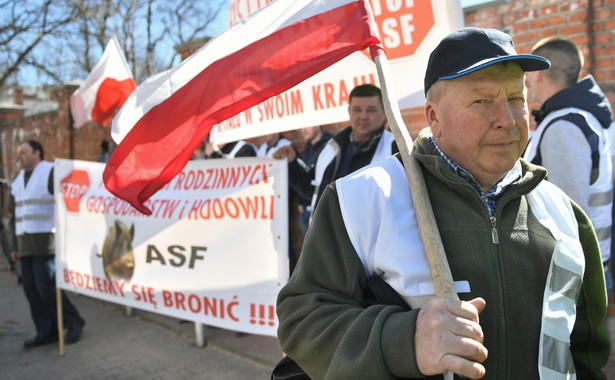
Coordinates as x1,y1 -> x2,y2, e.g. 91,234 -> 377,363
373,53 -> 457,379
56,288 -> 65,356
195,322 -> 206,347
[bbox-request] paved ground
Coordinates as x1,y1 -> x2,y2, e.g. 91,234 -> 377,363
607,313 -> 615,379
0,266 -> 281,379
1,265 -> 614,379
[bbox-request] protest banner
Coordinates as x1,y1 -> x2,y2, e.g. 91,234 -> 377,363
211,0 -> 463,143
55,158 -> 288,337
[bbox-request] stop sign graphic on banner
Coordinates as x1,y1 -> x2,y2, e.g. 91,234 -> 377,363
229,0 -> 436,61
60,169 -> 91,213
370,0 -> 435,59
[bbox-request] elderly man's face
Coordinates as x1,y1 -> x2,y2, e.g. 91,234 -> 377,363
425,63 -> 529,190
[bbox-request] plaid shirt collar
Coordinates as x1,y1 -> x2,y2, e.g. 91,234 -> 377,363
428,135 -> 521,215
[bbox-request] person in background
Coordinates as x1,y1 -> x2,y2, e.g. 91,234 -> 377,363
295,126 -> 332,237
276,27 -> 609,379
523,36 -> 614,300
258,133 -> 292,158
10,140 -> 86,349
273,84 -> 398,223
205,139 -> 257,158
0,175 -> 18,282
97,139 -> 112,163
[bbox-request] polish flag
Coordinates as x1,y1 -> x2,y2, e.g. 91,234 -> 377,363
104,0 -> 381,215
70,37 -> 136,128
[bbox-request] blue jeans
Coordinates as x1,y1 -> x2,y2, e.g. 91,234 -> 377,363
299,208 -> 310,237
20,255 -> 81,336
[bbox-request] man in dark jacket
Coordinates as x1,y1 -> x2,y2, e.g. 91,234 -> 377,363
273,84 -> 398,223
523,37 -> 614,299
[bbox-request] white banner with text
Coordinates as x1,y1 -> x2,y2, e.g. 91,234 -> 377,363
55,158 -> 288,337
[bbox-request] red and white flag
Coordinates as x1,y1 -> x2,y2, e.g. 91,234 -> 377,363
70,37 -> 136,128
104,0 -> 381,215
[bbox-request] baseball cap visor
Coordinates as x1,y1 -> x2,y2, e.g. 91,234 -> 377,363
438,55 -> 551,80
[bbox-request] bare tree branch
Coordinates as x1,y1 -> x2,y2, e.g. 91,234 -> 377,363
0,0 -> 75,88
0,0 -> 226,88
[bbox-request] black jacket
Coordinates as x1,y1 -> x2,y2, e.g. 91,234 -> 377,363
288,125 -> 398,211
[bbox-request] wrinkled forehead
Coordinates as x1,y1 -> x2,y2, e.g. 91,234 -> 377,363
430,64 -> 527,104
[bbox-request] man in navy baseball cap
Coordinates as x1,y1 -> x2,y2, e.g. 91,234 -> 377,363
277,26 -> 609,380
424,27 -> 550,95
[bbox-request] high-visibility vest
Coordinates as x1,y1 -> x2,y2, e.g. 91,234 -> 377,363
11,161 -> 55,236
336,156 -> 583,379
310,129 -> 396,214
524,107 -> 612,264
527,180 -> 584,379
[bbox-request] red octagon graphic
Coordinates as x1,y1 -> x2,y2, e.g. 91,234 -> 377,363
60,170 -> 90,213
369,0 -> 435,60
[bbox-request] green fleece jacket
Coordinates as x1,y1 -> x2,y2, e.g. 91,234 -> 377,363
276,130 -> 610,379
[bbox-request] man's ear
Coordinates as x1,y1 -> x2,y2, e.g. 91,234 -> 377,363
425,101 -> 441,138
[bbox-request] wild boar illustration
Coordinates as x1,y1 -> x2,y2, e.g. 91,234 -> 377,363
99,220 -> 135,282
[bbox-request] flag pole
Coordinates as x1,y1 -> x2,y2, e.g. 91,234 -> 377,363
373,52 -> 458,300
373,52 -> 457,380
57,288 -> 65,356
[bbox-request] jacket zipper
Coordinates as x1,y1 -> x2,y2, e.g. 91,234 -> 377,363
490,216 -> 499,244
489,211 -> 506,377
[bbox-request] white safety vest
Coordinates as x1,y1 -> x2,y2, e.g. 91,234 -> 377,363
336,156 -> 584,379
257,138 -> 292,158
524,107 -> 612,263
11,161 -> 55,236
527,180 -> 584,379
310,129 -> 396,214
